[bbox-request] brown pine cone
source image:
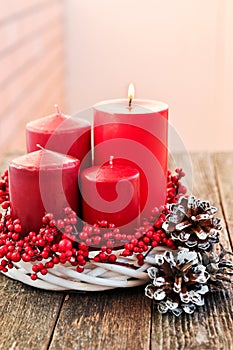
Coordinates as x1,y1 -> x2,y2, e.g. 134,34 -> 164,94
162,196 -> 222,250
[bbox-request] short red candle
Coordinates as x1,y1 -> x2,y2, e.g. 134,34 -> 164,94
9,149 -> 80,233
93,98 -> 168,219
26,105 -> 91,169
80,157 -> 140,234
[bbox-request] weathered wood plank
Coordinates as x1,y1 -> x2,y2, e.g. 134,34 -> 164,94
151,153 -> 233,350
0,274 -> 64,350
49,287 -> 151,350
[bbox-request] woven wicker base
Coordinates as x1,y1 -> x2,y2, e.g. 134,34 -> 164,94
1,248 -> 164,291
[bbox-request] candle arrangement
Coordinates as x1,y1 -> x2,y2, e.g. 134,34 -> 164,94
0,86 -> 232,317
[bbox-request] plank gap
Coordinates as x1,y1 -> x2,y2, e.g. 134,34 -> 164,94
45,293 -> 66,350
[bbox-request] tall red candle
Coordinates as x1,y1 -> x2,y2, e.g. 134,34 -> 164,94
81,157 -> 140,234
9,149 -> 80,233
26,105 -> 91,169
93,92 -> 168,219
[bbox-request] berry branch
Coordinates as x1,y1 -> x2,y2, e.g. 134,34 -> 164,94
0,168 -> 186,280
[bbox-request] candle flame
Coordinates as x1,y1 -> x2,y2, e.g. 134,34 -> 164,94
128,83 -> 135,108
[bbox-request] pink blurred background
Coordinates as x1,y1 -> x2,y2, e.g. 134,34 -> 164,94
1,0 -> 233,153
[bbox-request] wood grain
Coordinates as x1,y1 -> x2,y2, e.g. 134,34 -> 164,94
49,287 -> 151,350
0,274 -> 64,350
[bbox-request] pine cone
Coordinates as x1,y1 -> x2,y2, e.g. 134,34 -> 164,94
145,249 -> 209,316
162,196 -> 222,251
201,244 -> 233,288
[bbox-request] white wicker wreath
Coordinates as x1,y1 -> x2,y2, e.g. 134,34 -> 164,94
1,247 -> 166,291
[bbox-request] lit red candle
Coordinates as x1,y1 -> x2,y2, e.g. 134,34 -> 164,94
80,156 -> 140,234
9,149 -> 80,233
26,105 -> 91,169
93,84 -> 168,218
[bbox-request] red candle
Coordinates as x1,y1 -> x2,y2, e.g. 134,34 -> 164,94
93,85 -> 168,219
26,105 -> 91,169
9,149 -> 80,233
80,156 -> 140,234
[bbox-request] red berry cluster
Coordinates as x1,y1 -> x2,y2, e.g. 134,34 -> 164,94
0,170 -> 9,209
0,208 -> 90,278
121,205 -> 176,266
167,168 -> 186,204
79,220 -> 143,248
0,168 -> 186,280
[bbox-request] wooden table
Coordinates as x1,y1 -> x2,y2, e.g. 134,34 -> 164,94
1,153 -> 233,350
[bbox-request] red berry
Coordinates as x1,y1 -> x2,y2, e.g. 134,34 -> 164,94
11,252 -> 21,262
106,240 -> 113,248
57,219 -> 65,229
108,223 -> 115,229
85,238 -> 92,246
153,234 -> 161,242
79,232 -> 88,240
21,253 -> 31,262
166,239 -> 174,247
46,261 -> 54,269
49,219 -> 56,227
93,236 -> 101,245
58,239 -> 72,252
65,225 -> 73,233
108,254 -> 117,263
64,207 -> 72,215
53,256 -> 60,264
100,220 -> 108,228
2,201 -> 10,209
122,249 -> 130,257
143,236 -> 150,244
30,274 -> 38,281
41,251 -> 49,259
124,243 -> 134,251
134,231 -> 142,239
70,217 -> 77,225
7,224 -> 14,231
12,233 -> 19,241
99,252 -> 107,261
76,266 -> 84,273
32,265 -> 40,273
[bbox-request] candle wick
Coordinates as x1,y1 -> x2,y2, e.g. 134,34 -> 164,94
54,104 -> 61,115
36,144 -> 45,151
128,98 -> 132,108
109,155 -> 114,167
